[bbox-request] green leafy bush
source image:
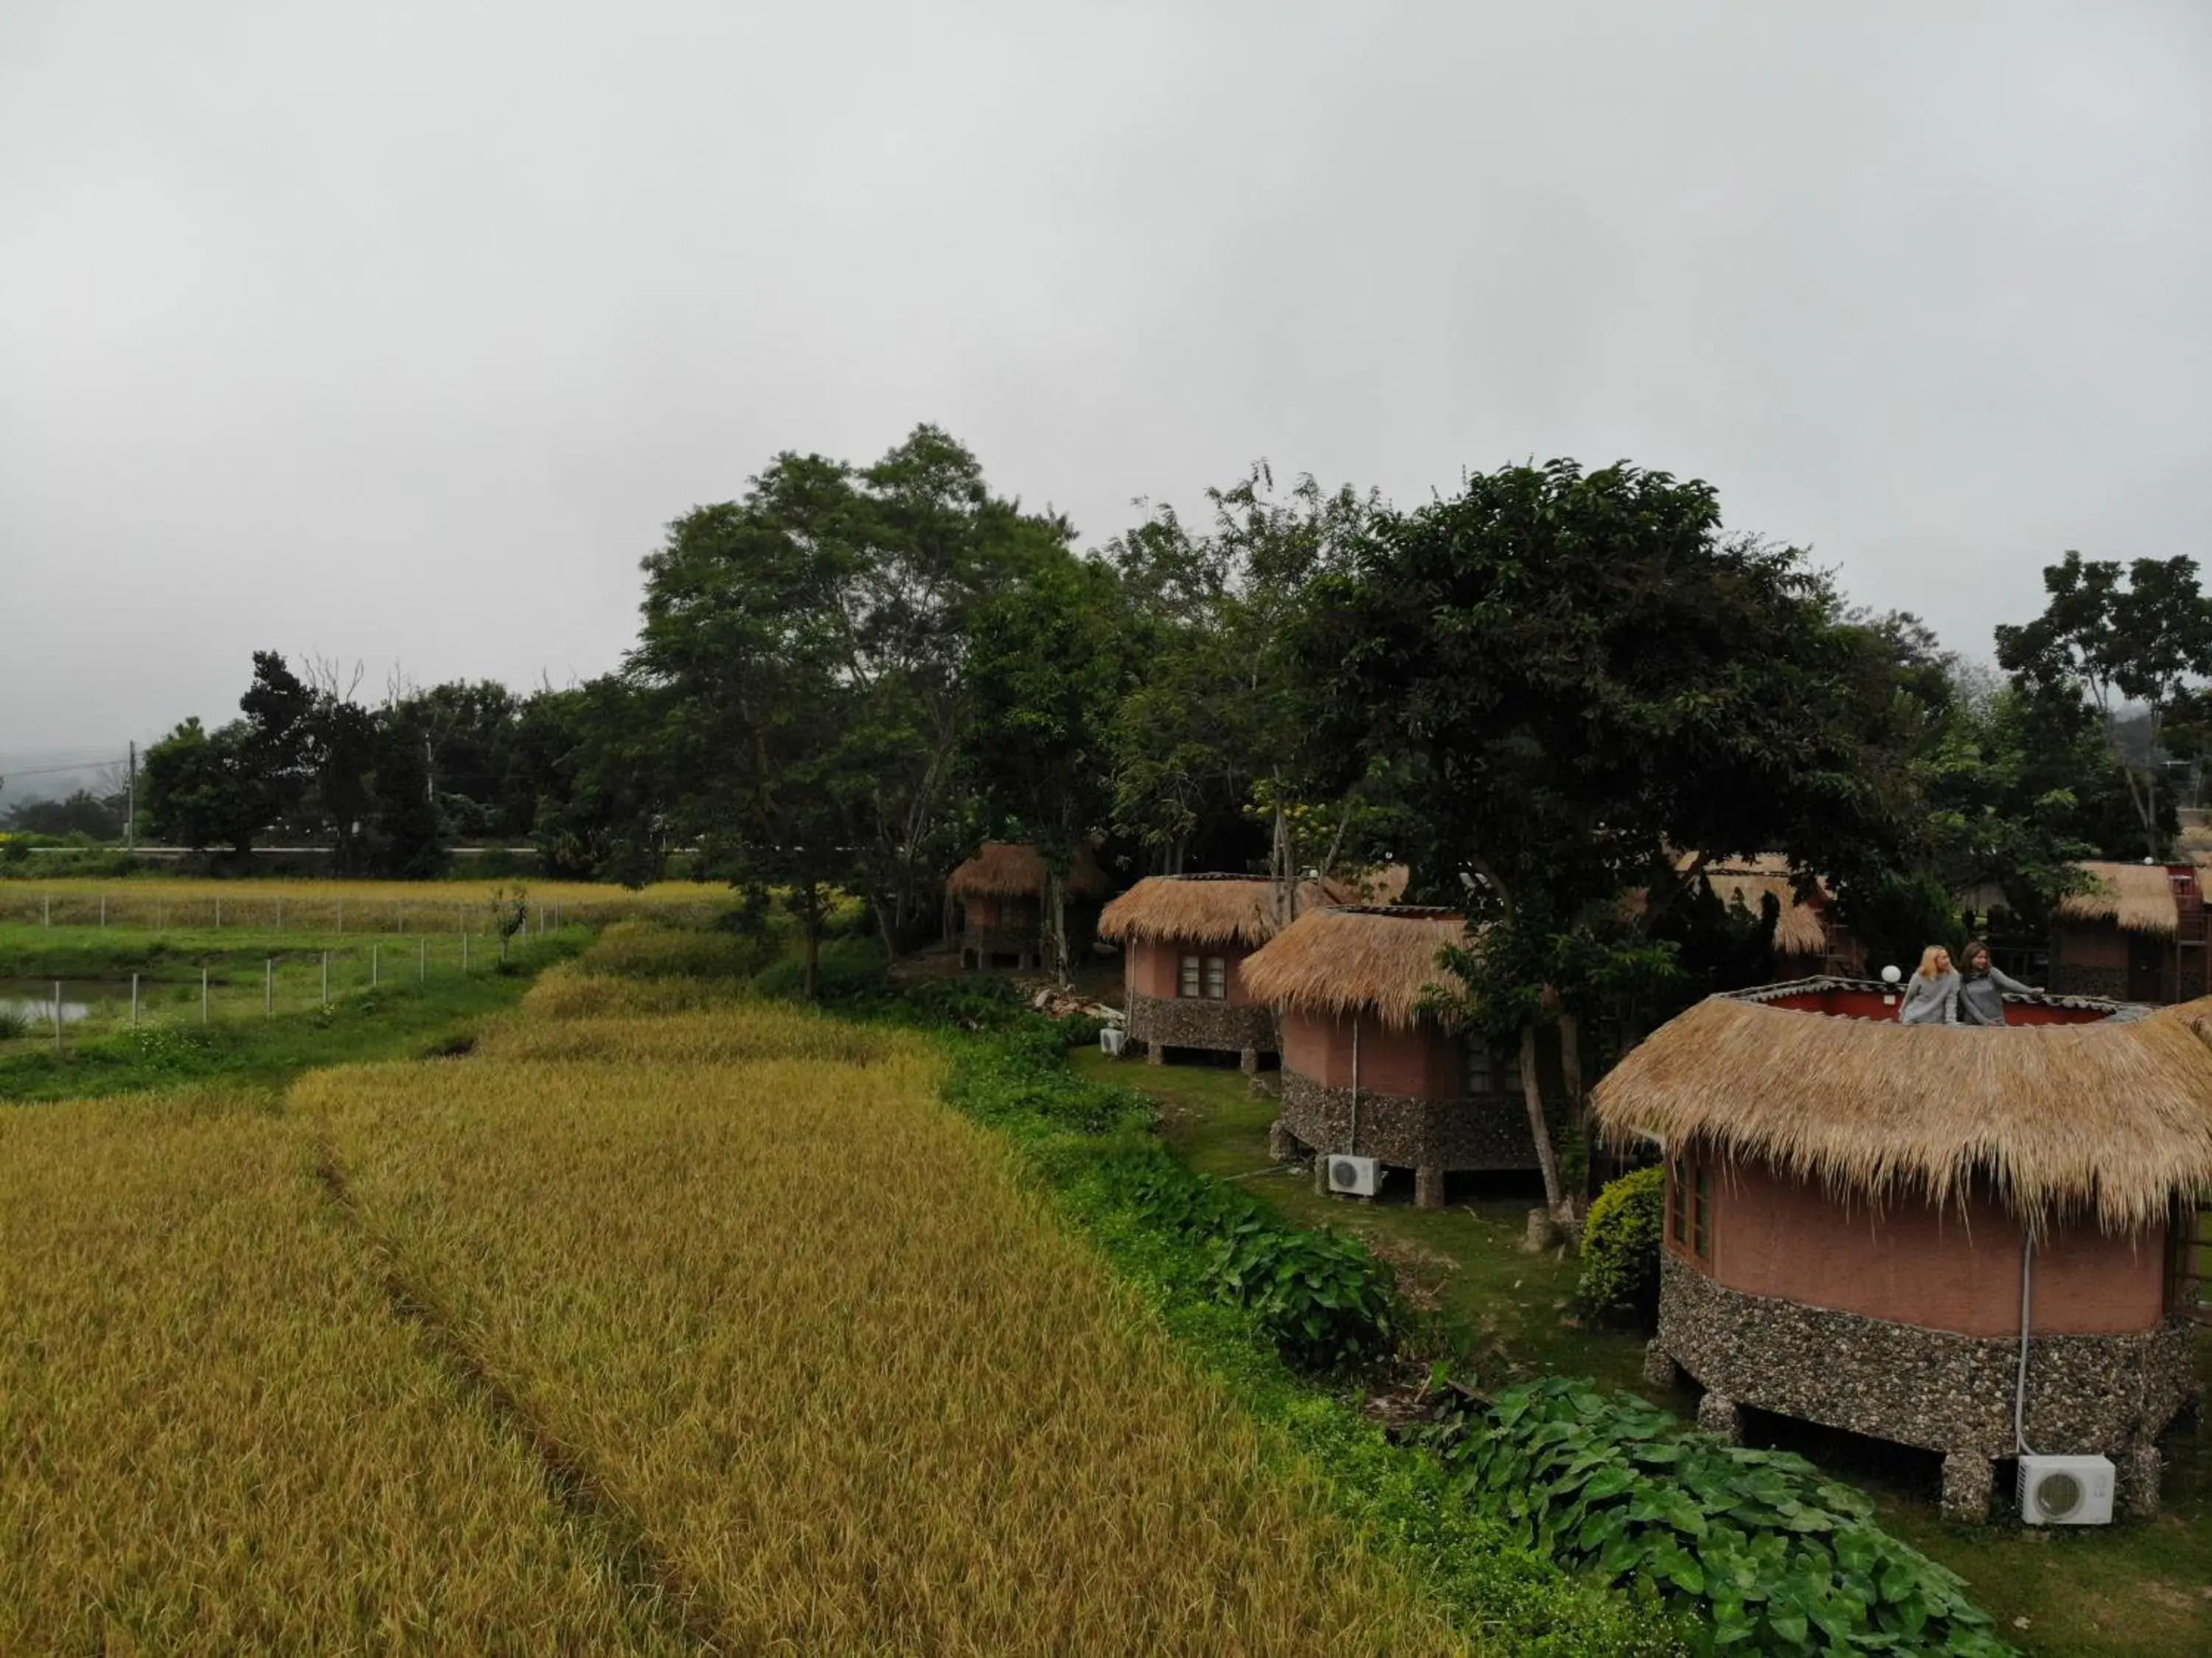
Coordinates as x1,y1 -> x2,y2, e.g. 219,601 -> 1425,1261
747,938 -> 891,1002
1429,1377 -> 2012,1657
1577,1165 -> 1665,1325
0,1006 -> 32,1041
1130,1165 -> 1400,1373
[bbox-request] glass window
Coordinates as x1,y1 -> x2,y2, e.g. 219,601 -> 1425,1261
1463,1039 -> 1492,1097
1668,1162 -> 1688,1246
1203,956 -> 1228,999
1691,1165 -> 1712,1261
1178,954 -> 1200,998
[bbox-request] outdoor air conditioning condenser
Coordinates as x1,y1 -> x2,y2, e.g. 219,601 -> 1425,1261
2017,1453 -> 2115,1526
1325,1154 -> 1380,1198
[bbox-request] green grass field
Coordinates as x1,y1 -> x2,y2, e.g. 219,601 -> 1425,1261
1083,1050 -> 2212,1658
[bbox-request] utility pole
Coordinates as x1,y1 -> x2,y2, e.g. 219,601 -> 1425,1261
125,740 -> 137,850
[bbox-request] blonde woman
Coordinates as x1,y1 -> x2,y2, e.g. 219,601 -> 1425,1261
1899,944 -> 1961,1024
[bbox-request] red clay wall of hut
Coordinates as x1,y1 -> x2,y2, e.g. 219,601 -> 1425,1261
1125,937 -> 1264,1005
1279,1007 -> 1457,1097
1703,1162 -> 2167,1338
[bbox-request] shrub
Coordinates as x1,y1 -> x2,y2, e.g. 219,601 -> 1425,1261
747,938 -> 890,1002
1427,1377 -> 2012,1657
1129,1164 -> 1401,1374
0,1007 -> 31,1041
1577,1165 -> 1665,1326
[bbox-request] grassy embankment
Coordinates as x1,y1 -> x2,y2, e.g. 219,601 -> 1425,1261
0,880 -> 726,1100
1,922 -> 1650,1654
1084,1050 -> 2212,1658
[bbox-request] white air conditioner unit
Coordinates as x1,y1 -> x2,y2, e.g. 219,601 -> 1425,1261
1098,1027 -> 1127,1058
2018,1453 -> 2115,1525
1324,1154 -> 1380,1197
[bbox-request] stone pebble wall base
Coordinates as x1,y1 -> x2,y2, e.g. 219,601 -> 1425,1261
2049,963 -> 2128,1000
1125,992 -> 1276,1058
1271,1068 -> 1538,1205
1655,1253 -> 2196,1520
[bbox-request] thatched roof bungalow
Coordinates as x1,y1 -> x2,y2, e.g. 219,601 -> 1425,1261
1596,977 -> 2211,1520
1099,873 -> 1351,1069
947,842 -> 1109,971
1695,854 -> 1863,975
2051,860 -> 2205,1003
1241,906 -> 1540,1209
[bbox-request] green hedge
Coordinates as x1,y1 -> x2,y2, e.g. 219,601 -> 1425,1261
1425,1377 -> 2014,1658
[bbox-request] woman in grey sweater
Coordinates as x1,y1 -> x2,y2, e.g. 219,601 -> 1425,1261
1899,945 -> 1961,1024
1956,940 -> 2041,1026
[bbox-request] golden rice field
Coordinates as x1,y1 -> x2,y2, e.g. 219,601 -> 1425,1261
0,878 -> 734,934
0,1089 -> 687,1654
1,965 -> 1474,1654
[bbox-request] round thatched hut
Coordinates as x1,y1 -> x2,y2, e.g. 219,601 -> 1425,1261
1096,873 -> 1350,1071
1594,979 -> 2212,1522
1242,906 -> 1540,1209
946,842 -> 1109,971
2051,860 -> 2205,1003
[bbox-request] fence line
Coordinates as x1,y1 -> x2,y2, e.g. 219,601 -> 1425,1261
2,891 -> 604,935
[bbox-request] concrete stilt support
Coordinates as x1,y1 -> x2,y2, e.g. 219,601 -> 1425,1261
1939,1451 -> 1994,1523
2117,1443 -> 2165,1521
1144,1044 -> 1165,1066
1414,1164 -> 1446,1210
1239,1046 -> 1260,1075
1267,1120 -> 1298,1162
1313,1156 -> 1330,1196
1696,1391 -> 1744,1446
1641,1340 -> 1680,1392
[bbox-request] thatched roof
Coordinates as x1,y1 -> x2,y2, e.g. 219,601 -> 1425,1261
2058,861 -> 2179,937
1097,874 -> 1355,948
1591,988 -> 2212,1233
947,842 -> 1107,901
1239,906 -> 1470,1030
1699,855 -> 1832,957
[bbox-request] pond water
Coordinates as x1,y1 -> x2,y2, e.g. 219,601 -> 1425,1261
0,978 -> 136,1026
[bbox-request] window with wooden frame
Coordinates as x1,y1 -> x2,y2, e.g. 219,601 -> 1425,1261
1178,954 -> 1228,999
1462,1038 -> 1492,1097
2171,1204 -> 2211,1325
1668,1158 -> 1714,1264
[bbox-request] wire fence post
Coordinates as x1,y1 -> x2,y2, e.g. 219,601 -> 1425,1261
100,894 -> 108,927
321,951 -> 330,1005
276,893 -> 284,931
131,973 -> 140,1028
372,944 -> 380,988
53,981 -> 63,1055
265,958 -> 274,1018
337,901 -> 345,934
41,894 -> 50,926
417,937 -> 426,985
214,895 -> 222,929
462,931 -> 470,973
200,968 -> 209,1026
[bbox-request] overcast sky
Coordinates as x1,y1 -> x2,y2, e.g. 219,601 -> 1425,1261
4,1 -> 2208,780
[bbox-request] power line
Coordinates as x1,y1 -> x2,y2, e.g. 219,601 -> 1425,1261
0,758 -> 128,780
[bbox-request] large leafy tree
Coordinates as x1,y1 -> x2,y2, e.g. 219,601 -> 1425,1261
1107,464 -> 1382,903
142,718 -> 260,856
628,457 -> 874,995
1995,552 -> 2212,860
1301,459 -> 1913,1217
962,552 -> 1138,985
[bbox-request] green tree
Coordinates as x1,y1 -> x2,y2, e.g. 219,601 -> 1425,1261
1302,460 -> 1910,1218
1107,463 -> 1381,900
963,553 -> 1138,986
142,718 -> 260,856
628,457 -> 872,996
1995,551 -> 2212,860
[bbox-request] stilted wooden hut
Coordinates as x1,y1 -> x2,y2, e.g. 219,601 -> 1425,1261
2051,861 -> 2205,1003
947,842 -> 1108,971
1097,873 -> 1349,1070
1242,906 -> 1540,1209
1596,978 -> 2211,1522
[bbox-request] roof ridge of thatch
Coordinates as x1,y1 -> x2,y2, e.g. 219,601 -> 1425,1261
2059,860 -> 2182,937
1097,874 -> 1354,947
1593,991 -> 2212,1233
947,841 -> 1107,900
1239,906 -> 1471,1030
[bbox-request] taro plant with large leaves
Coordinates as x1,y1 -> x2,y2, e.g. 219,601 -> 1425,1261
1424,1377 -> 2013,1657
